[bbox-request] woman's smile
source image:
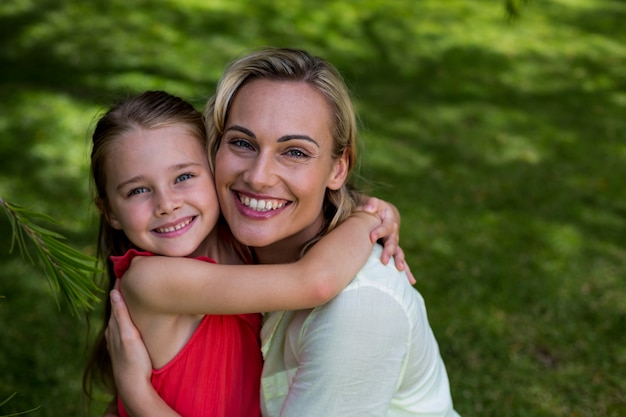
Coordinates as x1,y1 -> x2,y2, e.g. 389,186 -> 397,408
236,191 -> 290,213
231,190 -> 291,220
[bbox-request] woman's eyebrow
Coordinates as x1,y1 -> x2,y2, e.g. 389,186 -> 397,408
277,135 -> 319,148
225,125 -> 320,148
225,125 -> 255,137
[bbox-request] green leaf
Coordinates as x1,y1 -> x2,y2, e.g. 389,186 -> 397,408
0,197 -> 103,316
0,393 -> 41,415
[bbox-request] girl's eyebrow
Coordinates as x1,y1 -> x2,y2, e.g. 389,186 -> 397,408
116,176 -> 144,192
171,162 -> 205,171
115,162 -> 204,192
225,125 -> 320,148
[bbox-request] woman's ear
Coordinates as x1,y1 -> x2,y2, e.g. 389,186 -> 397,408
327,148 -> 350,191
95,197 -> 122,230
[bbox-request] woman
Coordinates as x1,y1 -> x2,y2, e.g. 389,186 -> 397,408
108,47 -> 460,416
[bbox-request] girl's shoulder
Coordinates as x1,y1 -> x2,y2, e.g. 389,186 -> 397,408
111,249 -> 155,278
112,249 -> 218,279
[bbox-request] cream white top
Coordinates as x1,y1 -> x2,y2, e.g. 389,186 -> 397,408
260,245 -> 460,417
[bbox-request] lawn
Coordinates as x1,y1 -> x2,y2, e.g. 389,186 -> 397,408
1,1 -> 625,416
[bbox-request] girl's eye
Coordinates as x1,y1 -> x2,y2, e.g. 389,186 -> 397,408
175,173 -> 193,183
128,187 -> 148,197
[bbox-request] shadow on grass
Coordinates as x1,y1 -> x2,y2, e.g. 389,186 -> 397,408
1,1 -> 625,416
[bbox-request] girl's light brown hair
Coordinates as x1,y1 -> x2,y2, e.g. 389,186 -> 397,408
83,90 -> 206,399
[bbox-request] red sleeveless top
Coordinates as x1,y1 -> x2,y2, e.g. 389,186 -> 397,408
112,249 -> 262,417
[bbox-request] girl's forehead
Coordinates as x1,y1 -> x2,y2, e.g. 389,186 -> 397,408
106,126 -> 208,175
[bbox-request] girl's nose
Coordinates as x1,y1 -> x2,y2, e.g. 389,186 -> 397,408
155,190 -> 182,216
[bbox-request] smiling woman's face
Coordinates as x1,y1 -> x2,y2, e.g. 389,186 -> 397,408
214,79 -> 349,263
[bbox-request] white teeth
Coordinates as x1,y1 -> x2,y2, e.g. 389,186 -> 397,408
156,218 -> 192,233
239,195 -> 285,212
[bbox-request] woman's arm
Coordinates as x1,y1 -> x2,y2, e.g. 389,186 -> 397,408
122,211 -> 380,316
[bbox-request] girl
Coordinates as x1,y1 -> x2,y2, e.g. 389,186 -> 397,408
83,90 -> 404,417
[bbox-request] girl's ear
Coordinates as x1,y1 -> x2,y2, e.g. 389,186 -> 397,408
327,148 -> 350,191
95,197 -> 122,230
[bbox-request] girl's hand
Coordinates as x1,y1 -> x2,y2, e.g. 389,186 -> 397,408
105,289 -> 207,417
361,197 -> 415,284
105,289 -> 152,403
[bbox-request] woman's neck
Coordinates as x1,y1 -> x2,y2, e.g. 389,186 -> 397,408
199,225 -> 246,265
253,215 -> 326,265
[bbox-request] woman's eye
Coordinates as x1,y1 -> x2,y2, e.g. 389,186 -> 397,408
230,138 -> 255,150
128,187 -> 148,197
285,148 -> 309,158
176,173 -> 193,183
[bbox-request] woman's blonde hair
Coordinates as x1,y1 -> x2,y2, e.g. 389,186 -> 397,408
204,48 -> 361,253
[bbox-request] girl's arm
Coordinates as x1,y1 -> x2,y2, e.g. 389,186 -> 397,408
122,211 -> 381,316
360,196 -> 414,283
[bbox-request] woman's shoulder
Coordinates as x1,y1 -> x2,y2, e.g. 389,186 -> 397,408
338,245 -> 426,311
357,245 -> 417,285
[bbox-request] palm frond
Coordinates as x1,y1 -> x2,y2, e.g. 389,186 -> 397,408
0,393 -> 41,416
1,197 -> 102,316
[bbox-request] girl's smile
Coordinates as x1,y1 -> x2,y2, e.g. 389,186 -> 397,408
152,215 -> 197,235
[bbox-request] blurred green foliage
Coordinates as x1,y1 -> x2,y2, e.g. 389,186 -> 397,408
1,0 -> 625,416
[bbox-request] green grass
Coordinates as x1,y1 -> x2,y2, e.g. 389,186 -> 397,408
1,0 -> 625,416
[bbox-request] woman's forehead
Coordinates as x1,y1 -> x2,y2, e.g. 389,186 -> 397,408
227,79 -> 333,139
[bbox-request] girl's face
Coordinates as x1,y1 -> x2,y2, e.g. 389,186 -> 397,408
103,125 -> 219,258
215,79 -> 349,263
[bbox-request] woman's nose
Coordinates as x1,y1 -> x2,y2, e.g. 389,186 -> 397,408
243,154 -> 277,190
